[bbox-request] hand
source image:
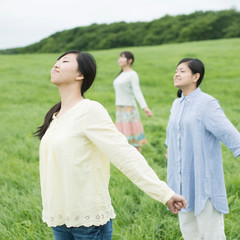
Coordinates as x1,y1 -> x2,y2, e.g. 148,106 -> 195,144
165,148 -> 168,158
144,107 -> 153,117
166,194 -> 187,214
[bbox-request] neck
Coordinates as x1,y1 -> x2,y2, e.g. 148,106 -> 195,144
58,84 -> 83,110
181,86 -> 197,97
122,65 -> 132,72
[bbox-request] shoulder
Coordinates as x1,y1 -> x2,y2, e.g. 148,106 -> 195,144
168,97 -> 181,114
122,70 -> 138,77
198,91 -> 219,106
173,97 -> 180,104
199,91 -> 216,101
197,91 -> 222,116
84,99 -> 106,111
85,100 -> 111,117
128,70 -> 139,82
83,100 -> 114,125
130,70 -> 139,77
171,97 -> 181,108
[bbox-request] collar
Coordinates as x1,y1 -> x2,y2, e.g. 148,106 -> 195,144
180,87 -> 201,102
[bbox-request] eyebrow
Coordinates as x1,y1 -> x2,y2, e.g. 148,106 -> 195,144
177,67 -> 186,70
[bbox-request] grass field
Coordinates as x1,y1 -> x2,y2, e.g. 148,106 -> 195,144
0,38 -> 240,239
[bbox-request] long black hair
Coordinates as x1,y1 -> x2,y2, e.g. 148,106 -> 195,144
176,58 -> 205,98
34,50 -> 97,139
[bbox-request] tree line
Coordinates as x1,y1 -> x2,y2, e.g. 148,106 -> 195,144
1,9 -> 240,54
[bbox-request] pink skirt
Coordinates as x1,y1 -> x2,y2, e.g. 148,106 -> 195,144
115,106 -> 147,147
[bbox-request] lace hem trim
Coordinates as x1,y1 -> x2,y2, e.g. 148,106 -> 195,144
42,208 -> 116,227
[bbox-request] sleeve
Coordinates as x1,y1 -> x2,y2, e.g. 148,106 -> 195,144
83,101 -> 175,204
130,72 -> 148,109
204,99 -> 240,157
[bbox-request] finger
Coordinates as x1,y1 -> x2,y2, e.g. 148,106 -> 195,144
175,201 -> 183,207
174,202 -> 182,210
169,206 -> 178,214
171,208 -> 179,214
174,204 -> 182,211
182,199 -> 187,208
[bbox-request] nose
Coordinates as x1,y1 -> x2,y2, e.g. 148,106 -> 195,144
175,71 -> 179,76
118,58 -> 122,65
53,61 -> 60,68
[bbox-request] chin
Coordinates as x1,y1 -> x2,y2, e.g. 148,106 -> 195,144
50,79 -> 59,86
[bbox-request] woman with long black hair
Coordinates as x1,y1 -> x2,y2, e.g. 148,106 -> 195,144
113,51 -> 153,152
35,50 -> 186,240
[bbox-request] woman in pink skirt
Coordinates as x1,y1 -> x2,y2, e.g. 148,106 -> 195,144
113,51 -> 153,152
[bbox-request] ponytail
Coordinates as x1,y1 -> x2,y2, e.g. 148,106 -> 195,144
177,89 -> 182,98
117,69 -> 123,77
34,102 -> 61,139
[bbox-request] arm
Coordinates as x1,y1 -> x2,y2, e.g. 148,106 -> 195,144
204,99 -> 240,157
83,102 -> 185,209
130,72 -> 148,110
131,74 -> 153,117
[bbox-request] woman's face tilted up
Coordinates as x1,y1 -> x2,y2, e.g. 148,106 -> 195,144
118,54 -> 131,68
174,62 -> 198,90
51,53 -> 83,86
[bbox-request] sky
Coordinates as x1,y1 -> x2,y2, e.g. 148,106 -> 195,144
0,0 -> 240,49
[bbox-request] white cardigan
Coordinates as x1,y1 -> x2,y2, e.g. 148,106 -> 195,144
40,99 -> 174,227
113,71 -> 148,109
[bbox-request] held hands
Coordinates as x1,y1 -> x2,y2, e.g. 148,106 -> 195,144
144,107 -> 153,117
166,194 -> 187,214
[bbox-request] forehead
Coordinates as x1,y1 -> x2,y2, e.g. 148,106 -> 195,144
120,53 -> 126,57
59,53 -> 77,60
177,62 -> 189,69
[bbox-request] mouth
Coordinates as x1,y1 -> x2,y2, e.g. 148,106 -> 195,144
51,69 -> 59,73
174,78 -> 181,82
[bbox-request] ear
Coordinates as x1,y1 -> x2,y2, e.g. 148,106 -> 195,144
76,74 -> 84,81
128,58 -> 133,65
193,73 -> 200,83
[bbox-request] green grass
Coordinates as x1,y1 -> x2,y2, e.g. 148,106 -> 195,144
0,38 -> 240,239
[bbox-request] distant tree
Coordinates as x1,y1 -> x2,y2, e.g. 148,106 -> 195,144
1,9 -> 240,54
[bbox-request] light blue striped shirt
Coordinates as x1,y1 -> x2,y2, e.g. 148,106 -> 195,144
166,88 -> 240,215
